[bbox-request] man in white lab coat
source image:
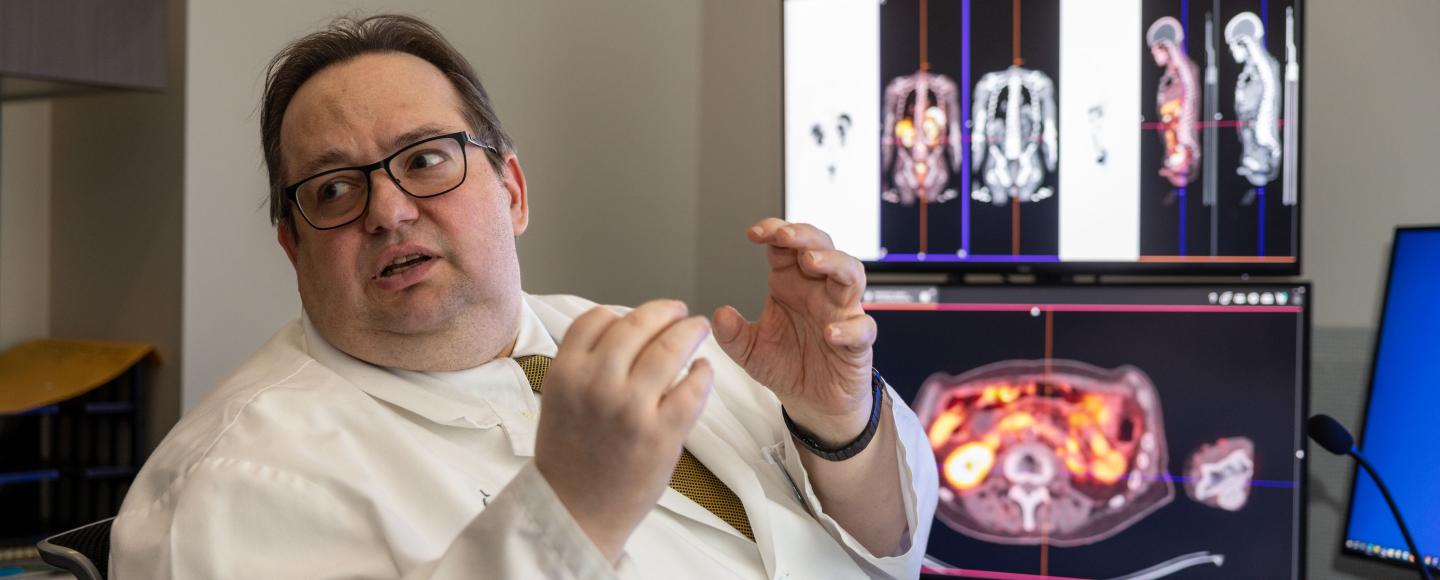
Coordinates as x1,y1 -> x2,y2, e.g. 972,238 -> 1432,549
111,14 -> 938,579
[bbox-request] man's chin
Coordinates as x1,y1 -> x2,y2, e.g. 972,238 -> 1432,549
368,300 -> 464,336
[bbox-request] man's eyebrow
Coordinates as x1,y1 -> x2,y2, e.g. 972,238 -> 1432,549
387,123 -> 458,151
292,124 -> 461,180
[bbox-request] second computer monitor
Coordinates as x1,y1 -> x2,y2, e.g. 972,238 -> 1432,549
868,283 -> 1309,578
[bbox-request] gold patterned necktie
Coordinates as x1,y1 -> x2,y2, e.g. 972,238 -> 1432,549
515,354 -> 755,542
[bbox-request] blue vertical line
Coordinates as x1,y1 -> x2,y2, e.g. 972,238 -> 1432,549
960,0 -> 972,256
1181,0 -> 1190,51
1179,187 -> 1188,256
1258,186 -> 1267,256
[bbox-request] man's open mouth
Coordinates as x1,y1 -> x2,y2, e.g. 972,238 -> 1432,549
378,254 -> 433,278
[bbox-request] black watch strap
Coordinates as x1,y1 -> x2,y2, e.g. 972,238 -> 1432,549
783,368 -> 887,462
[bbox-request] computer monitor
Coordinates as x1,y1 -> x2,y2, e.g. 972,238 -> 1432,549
784,0 -> 1303,274
867,283 -> 1310,578
1341,226 -> 1440,573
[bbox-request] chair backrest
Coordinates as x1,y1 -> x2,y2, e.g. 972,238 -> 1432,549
36,517 -> 113,580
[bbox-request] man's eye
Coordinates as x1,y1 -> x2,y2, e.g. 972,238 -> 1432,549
317,179 -> 360,202
407,150 -> 450,171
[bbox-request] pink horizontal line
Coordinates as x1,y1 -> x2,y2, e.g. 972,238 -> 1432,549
920,566 -> 1091,580
864,303 -> 1302,313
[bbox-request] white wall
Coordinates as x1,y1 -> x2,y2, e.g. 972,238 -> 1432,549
0,101 -> 51,351
183,0 -> 701,408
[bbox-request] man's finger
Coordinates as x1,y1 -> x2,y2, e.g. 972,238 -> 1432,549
753,221 -> 835,252
558,306 -> 620,357
592,299 -> 689,374
798,249 -> 866,306
745,217 -> 790,243
659,357 -> 714,432
825,314 -> 878,355
711,305 -> 758,367
631,315 -> 712,400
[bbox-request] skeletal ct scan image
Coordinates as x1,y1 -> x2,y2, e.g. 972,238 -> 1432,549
784,0 -> 1303,270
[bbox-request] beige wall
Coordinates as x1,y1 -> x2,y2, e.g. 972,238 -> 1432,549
0,101 -> 52,351
43,0 -> 186,452
1302,0 -> 1440,329
696,0 -> 782,321
182,0 -> 702,408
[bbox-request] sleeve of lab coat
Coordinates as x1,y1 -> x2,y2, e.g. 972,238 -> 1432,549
111,457 -> 633,579
777,383 -> 940,579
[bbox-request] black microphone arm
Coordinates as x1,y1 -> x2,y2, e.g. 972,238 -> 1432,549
1349,450 -> 1433,580
1308,414 -> 1433,580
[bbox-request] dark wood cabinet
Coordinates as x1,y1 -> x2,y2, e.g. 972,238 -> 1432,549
0,0 -> 166,99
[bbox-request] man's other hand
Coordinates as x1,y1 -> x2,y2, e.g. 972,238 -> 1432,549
713,218 -> 876,448
534,300 -> 714,564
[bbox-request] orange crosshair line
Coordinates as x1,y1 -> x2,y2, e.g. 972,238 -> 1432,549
918,0 -> 929,254
1044,309 -> 1053,374
1040,308 -> 1053,576
1012,200 -> 1021,256
1012,0 -> 1025,66
921,191 -> 929,254
1010,0 -> 1024,256
920,0 -> 930,70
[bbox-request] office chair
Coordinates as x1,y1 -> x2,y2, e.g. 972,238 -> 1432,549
37,517 -> 113,580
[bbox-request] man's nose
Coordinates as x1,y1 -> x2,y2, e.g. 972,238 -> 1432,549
364,171 -> 420,233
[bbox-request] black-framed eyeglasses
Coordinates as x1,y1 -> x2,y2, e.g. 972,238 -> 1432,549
284,131 -> 497,230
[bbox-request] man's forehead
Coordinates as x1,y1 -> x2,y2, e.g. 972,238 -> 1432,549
280,52 -> 468,172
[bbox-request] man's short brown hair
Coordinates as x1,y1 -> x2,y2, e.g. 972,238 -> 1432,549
260,14 -> 514,232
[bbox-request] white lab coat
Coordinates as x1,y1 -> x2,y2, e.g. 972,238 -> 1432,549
111,293 -> 938,579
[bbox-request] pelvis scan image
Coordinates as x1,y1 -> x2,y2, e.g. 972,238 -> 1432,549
915,359 -> 1173,547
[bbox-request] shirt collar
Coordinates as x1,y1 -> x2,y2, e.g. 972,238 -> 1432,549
300,293 -> 555,429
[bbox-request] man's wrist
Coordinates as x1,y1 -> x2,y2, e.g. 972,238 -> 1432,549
783,369 -> 886,461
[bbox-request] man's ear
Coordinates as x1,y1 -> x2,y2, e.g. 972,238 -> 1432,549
501,153 -> 529,237
277,221 -> 300,267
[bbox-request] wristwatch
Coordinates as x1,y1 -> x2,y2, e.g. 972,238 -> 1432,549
783,368 -> 887,461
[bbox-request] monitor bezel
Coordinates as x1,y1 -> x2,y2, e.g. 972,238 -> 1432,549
780,0 -> 1307,277
862,280 -> 1313,580
1339,225 -> 1440,574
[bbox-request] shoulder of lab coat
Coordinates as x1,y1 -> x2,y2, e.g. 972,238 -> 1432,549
527,294 -> 940,579
110,320 -> 629,580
